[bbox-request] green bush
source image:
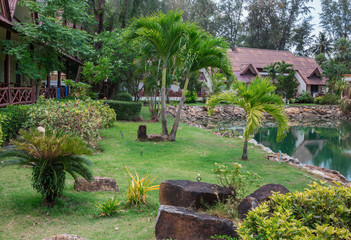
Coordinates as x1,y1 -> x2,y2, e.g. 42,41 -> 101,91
114,92 -> 133,102
104,100 -> 142,121
238,182 -> 351,239
25,98 -> 116,145
185,91 -> 197,103
295,91 -> 314,103
0,105 -> 30,143
95,196 -> 122,217
314,96 -> 323,104
319,94 -> 339,105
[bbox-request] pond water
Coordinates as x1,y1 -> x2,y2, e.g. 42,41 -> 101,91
203,119 -> 351,181
252,121 -> 351,181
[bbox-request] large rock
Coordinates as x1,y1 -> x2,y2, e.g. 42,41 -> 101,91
238,183 -> 289,220
155,205 -> 239,240
159,180 -> 234,209
43,234 -> 87,240
74,176 -> 119,192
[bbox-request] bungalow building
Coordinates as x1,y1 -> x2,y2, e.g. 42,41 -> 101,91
0,0 -> 82,107
228,47 -> 327,95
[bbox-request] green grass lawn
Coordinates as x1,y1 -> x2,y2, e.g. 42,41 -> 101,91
0,108 -> 317,240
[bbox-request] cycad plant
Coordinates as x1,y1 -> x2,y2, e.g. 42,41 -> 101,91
0,129 -> 93,204
208,77 -> 289,160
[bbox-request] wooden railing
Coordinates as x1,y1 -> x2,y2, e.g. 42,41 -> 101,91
0,87 -> 36,107
0,86 -> 69,107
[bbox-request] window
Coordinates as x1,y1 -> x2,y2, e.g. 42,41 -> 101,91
311,85 -> 319,93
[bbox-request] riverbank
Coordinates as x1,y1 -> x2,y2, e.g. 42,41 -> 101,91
167,105 -> 351,187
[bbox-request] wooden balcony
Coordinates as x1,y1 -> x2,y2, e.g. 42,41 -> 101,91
0,86 -> 69,107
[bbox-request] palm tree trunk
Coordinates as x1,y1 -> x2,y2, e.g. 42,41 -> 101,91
161,65 -> 168,137
241,140 -> 248,160
169,75 -> 189,141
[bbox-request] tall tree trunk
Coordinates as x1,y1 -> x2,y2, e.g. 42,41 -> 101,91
161,65 -> 168,137
168,75 -> 190,141
241,140 -> 248,160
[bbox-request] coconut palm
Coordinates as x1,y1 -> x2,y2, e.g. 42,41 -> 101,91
207,77 -> 289,160
168,26 -> 233,141
128,10 -> 188,137
0,129 -> 93,203
310,32 -> 333,57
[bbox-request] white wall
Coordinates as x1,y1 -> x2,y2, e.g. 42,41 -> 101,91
295,72 -> 306,93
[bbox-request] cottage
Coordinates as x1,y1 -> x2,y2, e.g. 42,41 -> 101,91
0,0 -> 82,106
228,47 -> 327,94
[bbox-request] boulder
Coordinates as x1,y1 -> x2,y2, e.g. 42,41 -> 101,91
238,183 -> 289,220
43,234 -> 87,240
155,205 -> 239,240
159,180 -> 234,209
137,125 -> 147,140
74,177 -> 119,192
285,107 -> 300,115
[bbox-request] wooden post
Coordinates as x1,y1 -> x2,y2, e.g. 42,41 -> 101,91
5,30 -> 11,104
57,71 -> 61,87
46,75 -> 51,88
75,65 -> 82,83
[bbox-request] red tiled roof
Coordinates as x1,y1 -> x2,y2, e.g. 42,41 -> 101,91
8,0 -> 17,18
229,47 -> 327,86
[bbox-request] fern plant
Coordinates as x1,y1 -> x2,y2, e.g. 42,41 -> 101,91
0,129 -> 93,204
125,167 -> 159,206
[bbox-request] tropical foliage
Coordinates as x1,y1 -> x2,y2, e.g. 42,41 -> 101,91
208,77 -> 289,160
125,167 -> 159,206
0,129 -> 93,203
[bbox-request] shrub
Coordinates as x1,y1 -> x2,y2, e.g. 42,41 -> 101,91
319,94 -> 339,105
0,129 -> 93,203
114,92 -> 133,102
294,91 -> 314,103
238,182 -> 351,239
25,98 -> 116,145
63,79 -> 98,99
212,163 -> 260,200
0,105 -> 30,143
104,100 -> 142,121
95,196 -> 122,217
185,91 -> 197,103
314,96 -> 323,104
125,167 -> 159,206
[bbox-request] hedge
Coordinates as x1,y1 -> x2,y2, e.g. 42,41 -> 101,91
104,100 -> 142,121
0,105 -> 30,144
114,92 -> 133,102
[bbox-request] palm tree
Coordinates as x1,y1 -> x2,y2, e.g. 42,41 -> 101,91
334,38 -> 351,63
128,10 -> 188,137
0,129 -> 93,204
310,32 -> 333,57
168,26 -> 232,141
202,70 -> 227,96
207,77 -> 289,160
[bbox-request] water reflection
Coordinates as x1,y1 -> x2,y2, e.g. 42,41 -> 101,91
253,121 -> 351,180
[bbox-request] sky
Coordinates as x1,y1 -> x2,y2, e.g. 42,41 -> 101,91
308,0 -> 322,36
